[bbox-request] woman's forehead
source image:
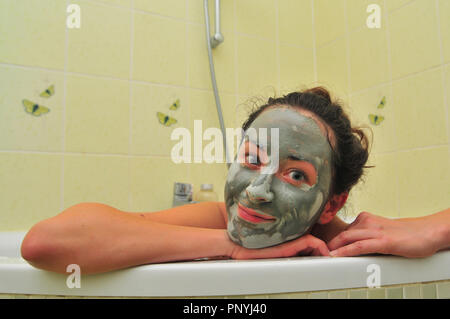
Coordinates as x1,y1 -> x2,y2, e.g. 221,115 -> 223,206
260,104 -> 336,147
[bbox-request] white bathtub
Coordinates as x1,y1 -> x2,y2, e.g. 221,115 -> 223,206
1,231 -> 449,298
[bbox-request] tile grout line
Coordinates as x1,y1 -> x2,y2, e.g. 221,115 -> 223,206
383,0 -> 399,218
128,0 -> 135,211
435,0 -> 450,158
61,0 -> 70,212
344,0 -> 352,96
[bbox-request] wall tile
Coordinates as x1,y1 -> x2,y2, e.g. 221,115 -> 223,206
351,153 -> 399,218
314,0 -> 346,46
316,38 -> 349,100
436,282 -> 450,299
348,27 -> 389,92
348,288 -> 368,299
236,0 -> 276,40
368,288 -> 386,299
279,45 -> 315,93
65,75 -> 129,154
133,12 -> 186,86
187,24 -> 236,93
236,35 -> 277,96
63,154 -> 129,211
134,0 -> 185,19
421,283 -> 437,299
0,0 -> 66,70
96,0 -> 131,8
439,0 -> 450,63
308,291 -> 328,299
396,147 -> 450,217
385,0 -> 415,12
349,84 -> 396,154
403,284 -> 421,299
346,0 -> 385,31
388,0 -> 441,79
392,69 -> 447,150
131,82 -> 188,157
0,66 -> 64,152
187,0 -> 235,33
129,157 -> 191,212
386,287 -> 403,299
328,290 -> 348,299
0,153 -> 62,231
278,0 -> 313,48
67,0 -> 131,79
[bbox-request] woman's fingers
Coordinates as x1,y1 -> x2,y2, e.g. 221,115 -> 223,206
329,239 -> 384,257
327,229 -> 381,251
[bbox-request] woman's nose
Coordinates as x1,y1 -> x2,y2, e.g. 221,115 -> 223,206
246,173 -> 274,203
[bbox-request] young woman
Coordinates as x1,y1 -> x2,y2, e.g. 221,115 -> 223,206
20,87 -> 450,275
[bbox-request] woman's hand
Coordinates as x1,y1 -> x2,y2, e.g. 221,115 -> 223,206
327,211 -> 450,258
229,234 -> 330,260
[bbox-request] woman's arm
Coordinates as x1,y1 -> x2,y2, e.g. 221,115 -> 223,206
21,202 -> 232,274
327,208 -> 450,257
21,201 -> 331,274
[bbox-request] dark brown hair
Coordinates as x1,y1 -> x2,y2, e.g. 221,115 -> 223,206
242,87 -> 370,195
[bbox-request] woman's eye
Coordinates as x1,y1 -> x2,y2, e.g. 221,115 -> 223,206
288,170 -> 305,182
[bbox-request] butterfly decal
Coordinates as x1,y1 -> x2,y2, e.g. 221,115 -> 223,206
40,85 -> 55,98
368,114 -> 384,125
157,112 -> 177,126
22,99 -> 50,116
169,99 -> 180,111
377,96 -> 386,109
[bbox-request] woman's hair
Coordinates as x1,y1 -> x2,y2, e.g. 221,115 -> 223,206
241,86 -> 370,196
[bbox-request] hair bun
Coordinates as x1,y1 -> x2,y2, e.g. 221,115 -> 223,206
304,87 -> 332,103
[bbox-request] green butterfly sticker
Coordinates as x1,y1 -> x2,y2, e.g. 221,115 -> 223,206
377,96 -> 386,109
169,99 -> 180,111
22,99 -> 50,116
157,112 -> 177,126
368,114 -> 384,126
40,85 -> 55,98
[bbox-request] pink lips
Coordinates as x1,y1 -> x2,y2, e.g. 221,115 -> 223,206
237,203 -> 276,224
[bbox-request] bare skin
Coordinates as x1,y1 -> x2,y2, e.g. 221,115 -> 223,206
20,201 -> 450,275
20,201 -> 342,275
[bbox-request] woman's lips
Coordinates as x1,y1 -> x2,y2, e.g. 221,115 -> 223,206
237,203 -> 276,224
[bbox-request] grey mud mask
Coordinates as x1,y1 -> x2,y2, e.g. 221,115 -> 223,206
224,107 -> 334,249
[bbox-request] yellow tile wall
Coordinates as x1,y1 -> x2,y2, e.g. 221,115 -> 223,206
1,0 -> 449,231
316,0 -> 450,219
0,0 -> 318,230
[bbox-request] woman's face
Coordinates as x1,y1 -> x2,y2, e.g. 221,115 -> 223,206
224,106 -> 334,248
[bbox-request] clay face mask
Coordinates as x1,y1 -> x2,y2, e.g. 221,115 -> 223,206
224,107 -> 333,249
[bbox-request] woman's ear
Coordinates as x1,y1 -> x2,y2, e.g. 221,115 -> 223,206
317,192 -> 348,225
